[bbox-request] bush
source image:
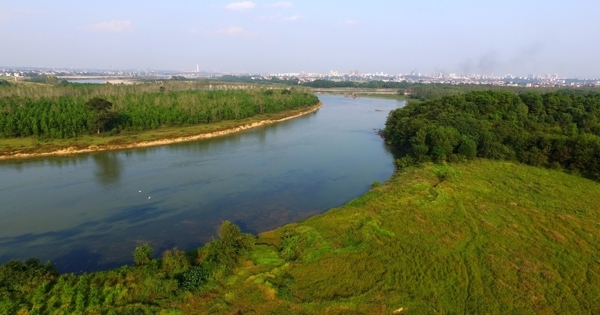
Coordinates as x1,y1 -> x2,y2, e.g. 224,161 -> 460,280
457,136 -> 477,160
179,266 -> 209,290
370,180 -> 382,188
0,258 -> 58,296
133,244 -> 153,265
202,221 -> 256,274
161,248 -> 191,277
394,156 -> 415,168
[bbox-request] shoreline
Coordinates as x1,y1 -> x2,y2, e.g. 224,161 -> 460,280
0,103 -> 322,161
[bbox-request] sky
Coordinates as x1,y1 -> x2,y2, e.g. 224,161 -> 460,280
1,0 -> 599,77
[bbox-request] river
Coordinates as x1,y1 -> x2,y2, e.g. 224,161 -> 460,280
0,95 -> 404,273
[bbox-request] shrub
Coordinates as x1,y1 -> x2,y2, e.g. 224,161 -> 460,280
133,244 -> 153,265
370,181 -> 382,188
161,248 -> 191,277
179,266 -> 209,290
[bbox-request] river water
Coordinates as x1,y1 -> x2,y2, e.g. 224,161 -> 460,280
0,95 -> 403,273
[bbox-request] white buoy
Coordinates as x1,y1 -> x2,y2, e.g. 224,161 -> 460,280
148,197 -> 151,199
139,190 -> 142,193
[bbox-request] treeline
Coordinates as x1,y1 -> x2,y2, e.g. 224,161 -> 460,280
0,221 -> 254,314
301,79 -> 411,89
0,84 -> 318,139
300,79 -> 600,100
0,80 -> 277,100
384,90 -> 600,180
402,83 -> 600,101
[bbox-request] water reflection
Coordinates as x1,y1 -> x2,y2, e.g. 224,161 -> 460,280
92,152 -> 123,186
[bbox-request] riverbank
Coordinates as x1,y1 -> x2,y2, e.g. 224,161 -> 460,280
187,160 -> 600,313
0,102 -> 321,160
4,159 -> 599,314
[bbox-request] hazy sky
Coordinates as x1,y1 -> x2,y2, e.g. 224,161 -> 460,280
1,0 -> 599,77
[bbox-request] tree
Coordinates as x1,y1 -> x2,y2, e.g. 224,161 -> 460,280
86,97 -> 116,134
133,243 -> 153,265
202,221 -> 255,273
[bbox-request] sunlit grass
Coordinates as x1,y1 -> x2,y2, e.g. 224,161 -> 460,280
184,159 -> 600,314
2,159 -> 599,314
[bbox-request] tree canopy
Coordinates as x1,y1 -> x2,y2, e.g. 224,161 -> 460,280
384,90 -> 600,180
85,97 -> 116,134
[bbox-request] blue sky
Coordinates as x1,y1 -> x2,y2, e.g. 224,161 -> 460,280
1,0 -> 599,77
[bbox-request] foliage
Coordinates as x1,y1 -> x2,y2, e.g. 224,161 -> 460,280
0,80 -> 9,87
0,221 -> 256,313
86,97 -> 117,134
384,90 -> 600,180
402,83 -> 600,100
133,243 -> 153,265
370,180 -> 382,188
179,266 -> 209,291
160,248 -> 191,277
0,82 -> 319,139
202,221 -> 255,274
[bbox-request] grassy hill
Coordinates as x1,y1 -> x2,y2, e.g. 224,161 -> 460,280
181,159 -> 600,314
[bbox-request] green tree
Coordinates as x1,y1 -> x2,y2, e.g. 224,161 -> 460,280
86,97 -> 116,134
457,136 -> 477,159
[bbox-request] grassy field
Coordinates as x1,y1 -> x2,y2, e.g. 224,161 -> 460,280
179,159 -> 600,314
0,104 -> 320,159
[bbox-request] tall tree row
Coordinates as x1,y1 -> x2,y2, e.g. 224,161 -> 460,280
0,86 -> 318,139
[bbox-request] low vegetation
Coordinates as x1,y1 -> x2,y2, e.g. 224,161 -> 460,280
0,221 -> 254,314
1,160 -> 598,314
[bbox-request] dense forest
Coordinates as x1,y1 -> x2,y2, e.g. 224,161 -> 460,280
0,82 -> 318,139
384,90 -> 600,180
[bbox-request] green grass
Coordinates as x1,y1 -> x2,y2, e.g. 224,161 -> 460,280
180,159 -> 600,314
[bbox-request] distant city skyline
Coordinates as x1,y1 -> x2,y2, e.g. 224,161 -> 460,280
1,1 -> 599,77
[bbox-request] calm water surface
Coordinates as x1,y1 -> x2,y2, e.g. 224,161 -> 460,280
0,95 -> 403,273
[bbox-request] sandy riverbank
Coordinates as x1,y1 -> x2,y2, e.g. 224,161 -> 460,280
0,103 -> 322,160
